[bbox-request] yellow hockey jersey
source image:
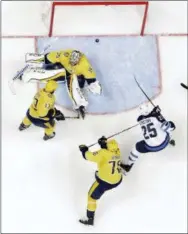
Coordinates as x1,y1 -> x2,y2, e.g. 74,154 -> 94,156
46,49 -> 96,80
85,139 -> 122,184
29,89 -> 55,120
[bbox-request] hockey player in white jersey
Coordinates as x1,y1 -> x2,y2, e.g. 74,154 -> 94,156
120,104 -> 176,174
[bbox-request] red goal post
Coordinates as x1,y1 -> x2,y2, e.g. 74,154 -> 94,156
48,1 -> 149,37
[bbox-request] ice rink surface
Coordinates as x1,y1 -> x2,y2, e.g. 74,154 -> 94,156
1,1 -> 187,233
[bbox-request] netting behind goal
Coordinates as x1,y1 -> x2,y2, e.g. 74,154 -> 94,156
41,1 -> 149,37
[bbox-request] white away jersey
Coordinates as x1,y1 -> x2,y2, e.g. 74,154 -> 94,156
138,115 -> 169,147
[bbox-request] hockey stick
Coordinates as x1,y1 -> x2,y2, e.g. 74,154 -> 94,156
180,83 -> 188,90
65,115 -> 80,119
88,123 -> 139,148
56,115 -> 79,121
134,75 -> 155,107
134,75 -> 168,120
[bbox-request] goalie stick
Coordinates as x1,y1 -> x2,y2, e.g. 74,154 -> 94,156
180,83 -> 188,90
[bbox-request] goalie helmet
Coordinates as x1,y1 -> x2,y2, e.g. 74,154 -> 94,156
70,50 -> 81,66
45,80 -> 58,93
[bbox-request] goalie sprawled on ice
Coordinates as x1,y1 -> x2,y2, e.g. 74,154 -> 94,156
16,49 -> 102,119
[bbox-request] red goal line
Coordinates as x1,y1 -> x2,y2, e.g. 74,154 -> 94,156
1,33 -> 188,39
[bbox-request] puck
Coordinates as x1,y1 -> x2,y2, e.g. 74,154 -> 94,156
95,39 -> 99,43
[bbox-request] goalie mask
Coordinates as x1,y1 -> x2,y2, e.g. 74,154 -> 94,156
70,50 -> 81,66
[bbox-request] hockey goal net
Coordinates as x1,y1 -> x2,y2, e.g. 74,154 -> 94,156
41,1 -> 149,37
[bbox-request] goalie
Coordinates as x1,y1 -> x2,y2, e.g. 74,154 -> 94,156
19,49 -> 102,119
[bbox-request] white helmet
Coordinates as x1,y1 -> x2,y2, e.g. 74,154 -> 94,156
139,103 -> 152,116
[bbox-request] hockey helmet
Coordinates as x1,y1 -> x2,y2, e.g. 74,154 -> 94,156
139,103 -> 152,116
45,80 -> 58,93
107,139 -> 119,152
70,50 -> 82,65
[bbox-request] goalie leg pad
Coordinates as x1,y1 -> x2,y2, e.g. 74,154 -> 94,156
66,74 -> 88,109
21,67 -> 66,83
25,53 -> 44,64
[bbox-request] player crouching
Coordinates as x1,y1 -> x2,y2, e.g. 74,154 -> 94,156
18,49 -> 102,119
19,80 -> 65,140
120,104 -> 176,174
79,136 -> 123,226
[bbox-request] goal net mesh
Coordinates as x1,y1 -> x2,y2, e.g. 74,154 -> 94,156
40,1 -> 149,36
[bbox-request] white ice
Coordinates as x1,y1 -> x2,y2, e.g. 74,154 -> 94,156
2,1 -> 187,233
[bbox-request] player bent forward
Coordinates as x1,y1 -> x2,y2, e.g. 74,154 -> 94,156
19,80 -> 65,140
120,104 -> 176,174
79,136 -> 123,226
20,49 -> 102,119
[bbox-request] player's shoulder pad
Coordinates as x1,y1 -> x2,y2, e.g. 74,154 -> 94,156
96,148 -> 106,156
137,112 -> 157,122
81,55 -> 90,64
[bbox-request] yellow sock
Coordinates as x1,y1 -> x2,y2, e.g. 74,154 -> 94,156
22,116 -> 32,126
44,122 -> 55,136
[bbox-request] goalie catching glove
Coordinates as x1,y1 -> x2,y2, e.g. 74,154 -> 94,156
87,80 -> 102,95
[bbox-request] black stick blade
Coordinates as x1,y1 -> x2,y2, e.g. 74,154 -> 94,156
180,83 -> 188,90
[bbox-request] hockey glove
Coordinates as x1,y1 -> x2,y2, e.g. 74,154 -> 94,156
152,105 -> 161,114
151,106 -> 166,122
79,145 -> 89,159
55,108 -> 65,121
98,136 -> 107,149
87,80 -> 102,95
45,108 -> 56,121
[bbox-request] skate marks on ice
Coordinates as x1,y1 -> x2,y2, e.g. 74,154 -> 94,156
37,36 -> 160,114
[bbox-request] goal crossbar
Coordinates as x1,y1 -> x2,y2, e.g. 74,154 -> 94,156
49,1 -> 149,37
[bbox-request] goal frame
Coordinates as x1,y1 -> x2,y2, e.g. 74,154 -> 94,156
48,1 -> 149,37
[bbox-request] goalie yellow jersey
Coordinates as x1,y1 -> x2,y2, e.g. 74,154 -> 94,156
85,139 -> 122,184
46,49 -> 96,80
29,89 -> 55,120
